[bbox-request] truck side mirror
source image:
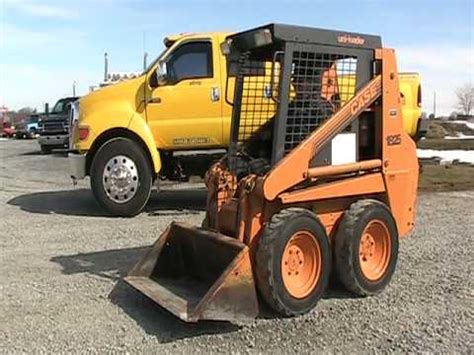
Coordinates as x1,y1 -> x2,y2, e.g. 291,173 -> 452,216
150,62 -> 168,88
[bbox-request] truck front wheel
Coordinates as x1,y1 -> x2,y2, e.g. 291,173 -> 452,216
90,138 -> 152,217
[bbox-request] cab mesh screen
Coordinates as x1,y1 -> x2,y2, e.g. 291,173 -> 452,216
231,50 -> 359,175
284,51 -> 358,153
236,57 -> 280,145
234,51 -> 358,156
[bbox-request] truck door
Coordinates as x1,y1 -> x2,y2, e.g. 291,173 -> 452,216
145,39 -> 223,149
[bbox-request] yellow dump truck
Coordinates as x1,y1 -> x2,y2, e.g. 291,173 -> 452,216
69,31 -> 423,216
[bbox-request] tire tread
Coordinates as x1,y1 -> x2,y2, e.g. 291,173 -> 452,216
256,207 -> 325,316
335,199 -> 396,296
90,137 -> 152,217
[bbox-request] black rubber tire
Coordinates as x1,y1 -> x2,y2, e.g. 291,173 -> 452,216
90,138 -> 152,217
255,208 -> 331,317
334,199 -> 399,296
40,145 -> 52,154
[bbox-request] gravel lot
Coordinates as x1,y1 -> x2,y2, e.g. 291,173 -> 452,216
1,140 -> 473,353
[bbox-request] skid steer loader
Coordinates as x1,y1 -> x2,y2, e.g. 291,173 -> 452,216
125,24 -> 419,322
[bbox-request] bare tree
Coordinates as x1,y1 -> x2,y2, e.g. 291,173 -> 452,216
456,83 -> 474,116
17,107 -> 36,114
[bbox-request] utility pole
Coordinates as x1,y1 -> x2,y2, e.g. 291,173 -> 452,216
143,31 -> 147,71
143,52 -> 148,71
433,91 -> 437,118
104,52 -> 109,81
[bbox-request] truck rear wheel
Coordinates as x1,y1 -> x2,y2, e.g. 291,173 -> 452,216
90,138 -> 152,217
255,208 -> 331,317
334,200 -> 399,296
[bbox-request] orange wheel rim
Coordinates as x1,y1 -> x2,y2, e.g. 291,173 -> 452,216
281,231 -> 321,299
359,220 -> 391,281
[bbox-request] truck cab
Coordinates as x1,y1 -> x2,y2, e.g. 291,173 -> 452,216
69,31 -> 423,217
398,72 -> 426,140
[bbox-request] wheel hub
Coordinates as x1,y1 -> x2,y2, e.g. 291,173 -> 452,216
103,155 -> 139,204
359,233 -> 375,262
358,220 -> 391,281
281,231 -> 321,299
284,246 -> 305,275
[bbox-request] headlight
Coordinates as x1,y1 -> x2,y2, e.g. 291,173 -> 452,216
11,126 -> 15,130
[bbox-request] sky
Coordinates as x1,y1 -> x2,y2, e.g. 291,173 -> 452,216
1,0 -> 472,115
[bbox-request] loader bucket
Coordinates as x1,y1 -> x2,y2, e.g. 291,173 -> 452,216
124,222 -> 259,323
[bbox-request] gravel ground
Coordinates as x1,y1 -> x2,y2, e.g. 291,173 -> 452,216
1,140 -> 473,353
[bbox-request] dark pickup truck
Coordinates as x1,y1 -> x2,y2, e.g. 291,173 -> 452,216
15,114 -> 40,139
38,97 -> 79,153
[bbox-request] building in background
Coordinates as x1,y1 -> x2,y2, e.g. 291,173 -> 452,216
89,53 -> 141,92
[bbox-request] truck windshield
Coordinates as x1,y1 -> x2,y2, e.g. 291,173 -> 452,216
52,100 -> 67,113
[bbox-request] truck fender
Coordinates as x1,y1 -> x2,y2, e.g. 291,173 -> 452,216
127,116 -> 162,174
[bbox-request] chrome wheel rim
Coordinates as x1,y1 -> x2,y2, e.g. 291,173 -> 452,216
103,155 -> 139,204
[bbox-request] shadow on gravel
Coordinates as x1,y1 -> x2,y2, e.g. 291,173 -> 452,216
20,150 -> 45,156
146,189 -> 207,215
7,188 -> 207,217
323,284 -> 356,300
8,188 -> 105,216
110,281 -> 240,342
20,150 -> 68,156
51,246 -> 239,342
51,246 -> 148,280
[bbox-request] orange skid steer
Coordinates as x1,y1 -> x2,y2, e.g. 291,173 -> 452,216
125,24 -> 419,322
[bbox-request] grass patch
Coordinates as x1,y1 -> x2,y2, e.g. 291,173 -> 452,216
419,164 -> 474,192
417,139 -> 474,150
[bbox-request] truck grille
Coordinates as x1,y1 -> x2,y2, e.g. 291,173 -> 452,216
43,122 -> 66,133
